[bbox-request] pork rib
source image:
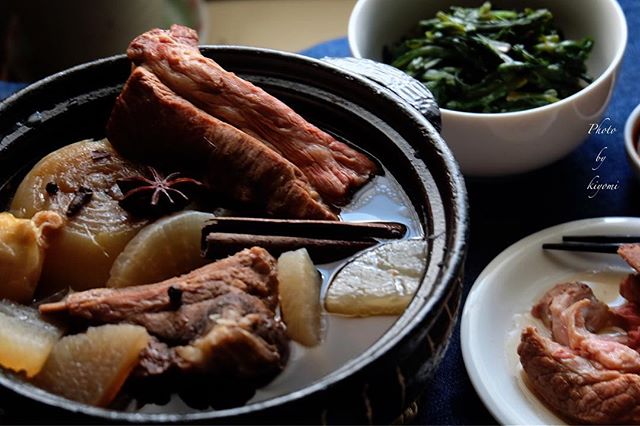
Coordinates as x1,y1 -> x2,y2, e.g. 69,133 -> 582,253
106,66 -> 337,220
129,292 -> 280,344
133,292 -> 289,380
531,282 -> 612,346
40,247 -> 290,383
39,247 -> 280,320
519,327 -> 640,424
173,294 -> 289,379
127,25 -> 377,205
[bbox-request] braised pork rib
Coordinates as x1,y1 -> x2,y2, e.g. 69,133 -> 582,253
40,247 -> 289,383
107,67 -> 337,220
126,25 -> 377,205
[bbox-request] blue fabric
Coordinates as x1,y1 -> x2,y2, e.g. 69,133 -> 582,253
299,36 -> 352,59
300,1 -> 640,424
0,2 -> 637,423
0,81 -> 27,101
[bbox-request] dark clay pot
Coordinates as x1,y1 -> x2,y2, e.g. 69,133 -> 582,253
0,47 -> 468,424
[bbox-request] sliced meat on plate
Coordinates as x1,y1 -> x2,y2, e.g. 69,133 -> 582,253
531,282 -> 611,346
519,326 -> 640,424
619,244 -> 640,273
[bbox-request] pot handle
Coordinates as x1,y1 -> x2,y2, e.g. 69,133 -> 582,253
322,57 -> 441,132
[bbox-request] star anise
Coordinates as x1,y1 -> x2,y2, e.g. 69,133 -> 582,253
117,167 -> 204,217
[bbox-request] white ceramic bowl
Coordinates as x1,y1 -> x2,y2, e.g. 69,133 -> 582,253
349,0 -> 628,176
624,104 -> 640,179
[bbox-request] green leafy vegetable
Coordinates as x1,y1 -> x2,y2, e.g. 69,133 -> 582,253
386,2 -> 593,113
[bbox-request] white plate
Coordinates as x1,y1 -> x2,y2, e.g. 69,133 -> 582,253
461,217 -> 640,425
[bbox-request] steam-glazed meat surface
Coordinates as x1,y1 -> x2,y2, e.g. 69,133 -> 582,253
129,292 -> 281,344
561,299 -> 640,372
126,25 -> 377,205
40,247 -> 289,383
531,282 -> 611,346
107,67 -> 337,221
519,327 -> 640,424
519,279 -> 640,424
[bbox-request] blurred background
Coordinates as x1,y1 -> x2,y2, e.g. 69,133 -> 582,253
0,0 -> 356,82
206,0 -> 355,51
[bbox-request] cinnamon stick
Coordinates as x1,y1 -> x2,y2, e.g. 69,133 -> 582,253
201,218 -> 407,263
204,232 -> 377,263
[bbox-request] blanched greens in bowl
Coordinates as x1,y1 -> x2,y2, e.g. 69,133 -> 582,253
386,2 -> 594,113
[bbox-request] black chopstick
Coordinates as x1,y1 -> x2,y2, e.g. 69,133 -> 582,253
562,235 -> 640,243
543,235 -> 640,253
542,242 -> 621,253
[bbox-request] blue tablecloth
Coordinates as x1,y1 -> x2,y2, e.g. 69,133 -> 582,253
1,1 -> 638,423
